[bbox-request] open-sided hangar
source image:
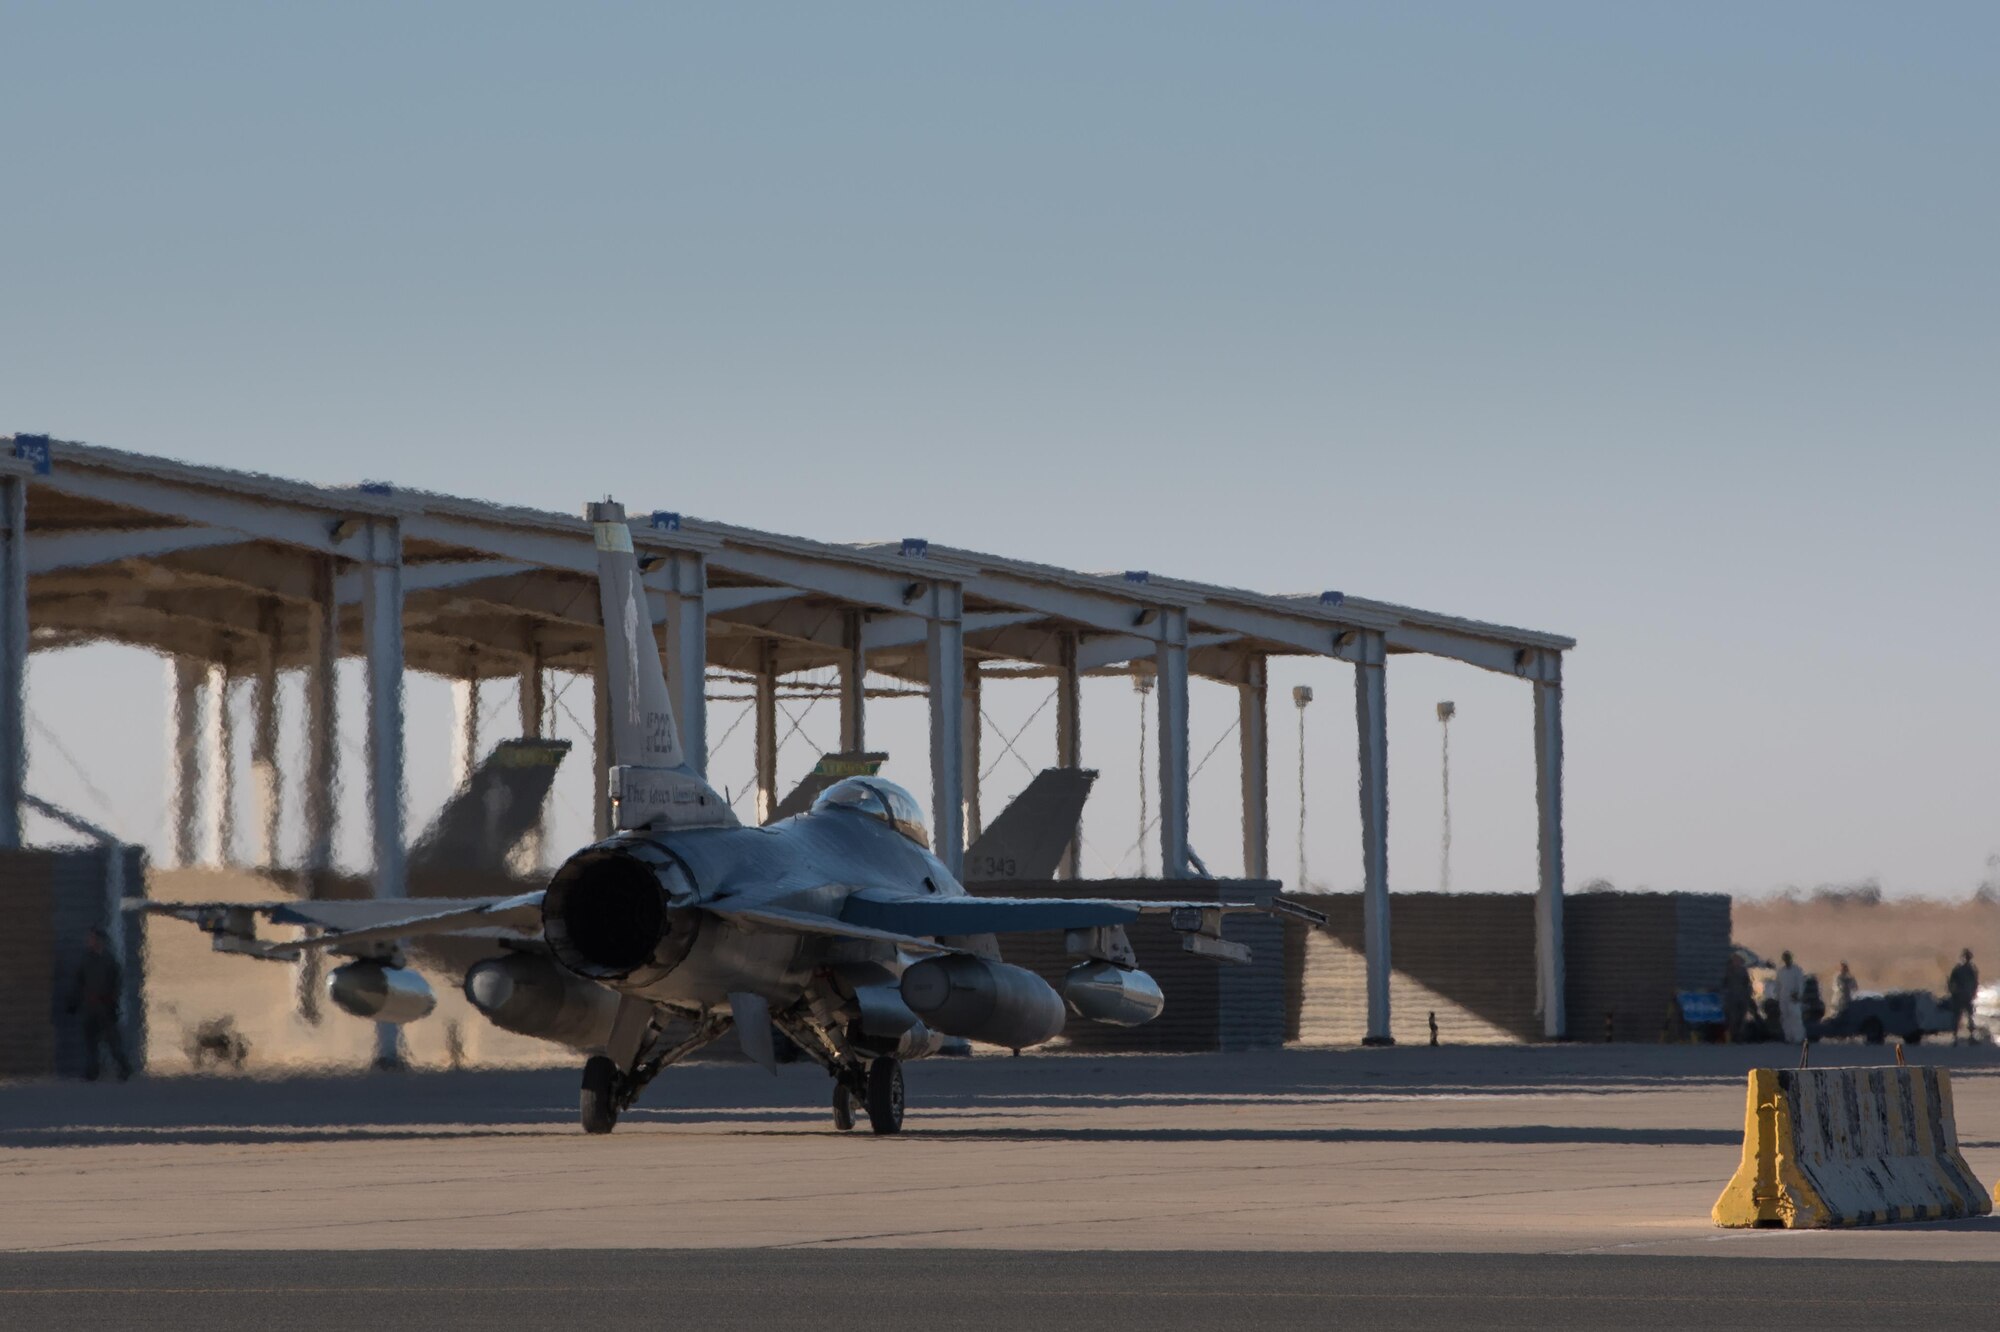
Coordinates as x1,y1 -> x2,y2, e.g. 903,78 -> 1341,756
0,434 -> 1575,1047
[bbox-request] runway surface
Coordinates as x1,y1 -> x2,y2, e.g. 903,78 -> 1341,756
3,1045 -> 1998,1267
2,1249 -> 1995,1331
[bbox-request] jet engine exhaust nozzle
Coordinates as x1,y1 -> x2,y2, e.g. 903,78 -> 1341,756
542,842 -> 700,984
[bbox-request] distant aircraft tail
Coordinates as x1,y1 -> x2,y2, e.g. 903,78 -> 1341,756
587,499 -> 736,831
408,738 -> 571,874
963,767 -> 1096,881
763,751 -> 890,826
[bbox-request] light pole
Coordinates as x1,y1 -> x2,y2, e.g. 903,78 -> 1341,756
1293,685 -> 1314,891
1437,700 -> 1456,893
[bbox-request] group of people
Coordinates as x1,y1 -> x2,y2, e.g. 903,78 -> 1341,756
1720,946 -> 1983,1044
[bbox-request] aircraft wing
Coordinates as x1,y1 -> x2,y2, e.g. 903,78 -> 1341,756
705,901 -> 959,956
130,892 -> 546,960
839,890 -> 1324,938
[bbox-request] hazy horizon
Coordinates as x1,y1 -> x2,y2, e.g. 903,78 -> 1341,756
5,4 -> 1996,898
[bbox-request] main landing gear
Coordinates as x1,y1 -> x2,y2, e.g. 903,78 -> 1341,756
577,1010 -> 732,1134
830,1057 -> 903,1135
580,1055 -> 620,1135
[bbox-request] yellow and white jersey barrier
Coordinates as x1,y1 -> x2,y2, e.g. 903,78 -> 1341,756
1713,1067 -> 1990,1228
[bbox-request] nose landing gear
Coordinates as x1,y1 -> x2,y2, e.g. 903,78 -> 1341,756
828,1057 -> 903,1134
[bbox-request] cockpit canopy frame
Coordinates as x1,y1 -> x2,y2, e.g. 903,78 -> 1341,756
812,776 -> 931,850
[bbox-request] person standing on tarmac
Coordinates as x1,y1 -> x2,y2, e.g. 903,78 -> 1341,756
67,927 -> 132,1082
1721,953 -> 1755,1042
1775,951 -> 1808,1045
1947,949 -> 1979,1044
1834,961 -> 1858,1013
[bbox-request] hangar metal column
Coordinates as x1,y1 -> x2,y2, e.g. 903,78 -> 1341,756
0,471 -> 25,850
840,609 -> 866,752
925,583 -> 966,878
1155,606 -> 1191,879
1239,653 -> 1269,880
754,640 -> 779,824
451,672 -> 482,791
165,656 -> 204,867
202,663 -> 237,867
251,607 -> 283,868
962,662 -> 982,843
359,517 -> 406,1069
1055,630 -> 1081,879
661,551 -> 707,775
517,642 -> 545,870
518,645 -> 544,737
1353,630 -> 1393,1045
1534,650 -> 1567,1040
304,559 -> 339,896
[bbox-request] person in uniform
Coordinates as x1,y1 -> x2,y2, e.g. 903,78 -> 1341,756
1775,951 -> 1807,1045
1947,949 -> 1979,1044
1834,961 -> 1858,1013
67,927 -> 132,1082
1721,953 -> 1755,1042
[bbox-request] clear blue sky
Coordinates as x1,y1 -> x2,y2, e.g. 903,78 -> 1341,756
4,3 -> 1995,896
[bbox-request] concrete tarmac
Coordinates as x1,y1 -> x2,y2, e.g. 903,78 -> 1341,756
2,1249 -> 1995,1331
3,1045 -> 1998,1268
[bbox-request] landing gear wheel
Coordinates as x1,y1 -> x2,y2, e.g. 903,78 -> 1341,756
865,1057 -> 904,1135
581,1055 -> 620,1135
832,1081 -> 856,1132
1861,1018 -> 1885,1046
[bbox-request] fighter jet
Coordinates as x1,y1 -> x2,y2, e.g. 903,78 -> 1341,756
140,500 -> 1319,1135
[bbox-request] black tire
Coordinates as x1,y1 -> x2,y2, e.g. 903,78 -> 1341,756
580,1055 -> 620,1134
832,1081 -> 856,1132
1905,1031 -> 1924,1047
1861,1018 -> 1885,1046
865,1057 -> 904,1135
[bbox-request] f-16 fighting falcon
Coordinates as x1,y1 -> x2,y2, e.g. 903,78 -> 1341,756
140,500 -> 1320,1135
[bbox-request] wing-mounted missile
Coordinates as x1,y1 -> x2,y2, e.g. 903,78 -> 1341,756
586,499 -> 736,833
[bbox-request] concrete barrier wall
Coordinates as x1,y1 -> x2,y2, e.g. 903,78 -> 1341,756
1713,1067 -> 1991,1227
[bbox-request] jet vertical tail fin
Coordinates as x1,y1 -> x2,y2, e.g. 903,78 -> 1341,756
587,499 -> 737,831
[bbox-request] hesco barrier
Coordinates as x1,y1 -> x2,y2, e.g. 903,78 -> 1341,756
0,847 -> 146,1079
1278,889 -> 1731,1046
1712,1067 -> 1991,1228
